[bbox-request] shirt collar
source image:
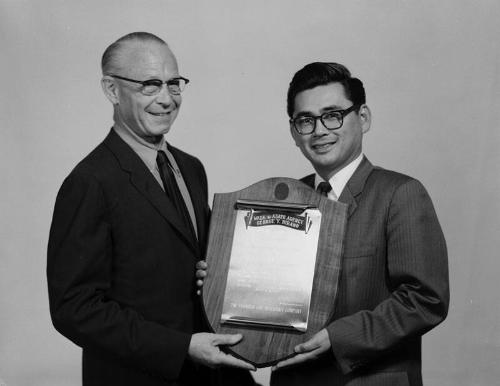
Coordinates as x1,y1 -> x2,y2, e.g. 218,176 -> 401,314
314,153 -> 364,198
113,121 -> 168,172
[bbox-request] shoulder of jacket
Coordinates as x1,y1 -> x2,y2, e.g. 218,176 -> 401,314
299,173 -> 315,183
169,144 -> 204,167
370,166 -> 418,187
68,141 -> 117,181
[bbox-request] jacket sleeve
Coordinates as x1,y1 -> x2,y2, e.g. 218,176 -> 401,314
327,179 -> 449,374
47,171 -> 191,381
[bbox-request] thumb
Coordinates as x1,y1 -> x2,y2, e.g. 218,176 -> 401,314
213,333 -> 243,346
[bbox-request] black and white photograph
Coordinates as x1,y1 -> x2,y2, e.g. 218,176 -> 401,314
1,1 -> 499,385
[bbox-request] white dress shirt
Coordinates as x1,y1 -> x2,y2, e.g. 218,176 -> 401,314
314,153 -> 364,201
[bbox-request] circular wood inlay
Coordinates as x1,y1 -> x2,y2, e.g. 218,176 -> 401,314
274,182 -> 289,200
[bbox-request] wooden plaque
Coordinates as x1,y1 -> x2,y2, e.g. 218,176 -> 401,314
202,178 -> 348,367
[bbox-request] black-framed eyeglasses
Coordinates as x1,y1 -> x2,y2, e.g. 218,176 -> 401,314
290,104 -> 359,135
108,74 -> 190,96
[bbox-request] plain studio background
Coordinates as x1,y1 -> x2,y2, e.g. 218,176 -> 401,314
1,1 -> 499,385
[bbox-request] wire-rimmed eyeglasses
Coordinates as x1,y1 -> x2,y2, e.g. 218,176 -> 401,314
108,74 -> 190,96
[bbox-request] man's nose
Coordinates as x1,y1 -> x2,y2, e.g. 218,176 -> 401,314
155,85 -> 175,105
312,117 -> 330,136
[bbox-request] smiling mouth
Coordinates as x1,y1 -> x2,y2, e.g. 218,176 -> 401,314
312,142 -> 336,151
149,112 -> 171,117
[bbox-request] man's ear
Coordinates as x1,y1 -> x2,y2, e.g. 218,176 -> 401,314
358,104 -> 371,134
101,76 -> 119,104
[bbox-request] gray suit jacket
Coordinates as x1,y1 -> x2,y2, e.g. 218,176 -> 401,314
271,157 -> 449,386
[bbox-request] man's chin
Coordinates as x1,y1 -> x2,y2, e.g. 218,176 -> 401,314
148,124 -> 173,137
141,127 -> 172,144
308,154 -> 337,168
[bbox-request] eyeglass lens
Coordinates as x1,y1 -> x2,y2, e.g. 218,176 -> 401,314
142,78 -> 187,96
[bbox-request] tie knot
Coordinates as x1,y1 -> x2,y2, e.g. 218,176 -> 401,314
156,150 -> 170,168
317,181 -> 332,196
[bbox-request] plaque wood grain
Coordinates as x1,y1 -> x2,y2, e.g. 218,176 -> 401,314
202,177 -> 348,367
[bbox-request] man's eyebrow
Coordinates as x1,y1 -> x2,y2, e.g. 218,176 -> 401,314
141,74 -> 162,80
294,105 -> 344,117
142,74 -> 181,81
320,104 -> 344,112
294,111 -> 314,118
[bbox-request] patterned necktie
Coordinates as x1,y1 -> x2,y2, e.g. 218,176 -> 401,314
156,150 -> 196,240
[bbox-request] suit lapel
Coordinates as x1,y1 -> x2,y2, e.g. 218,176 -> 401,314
338,157 -> 374,218
103,130 -> 198,254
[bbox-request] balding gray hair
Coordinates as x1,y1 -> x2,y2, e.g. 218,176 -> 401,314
101,32 -> 168,75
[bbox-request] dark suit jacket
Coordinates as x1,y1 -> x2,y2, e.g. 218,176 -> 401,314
271,157 -> 449,386
47,129 -> 237,385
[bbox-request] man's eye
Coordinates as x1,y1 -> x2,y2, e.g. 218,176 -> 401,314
322,112 -> 341,121
143,80 -> 163,87
167,79 -> 181,86
298,117 -> 314,125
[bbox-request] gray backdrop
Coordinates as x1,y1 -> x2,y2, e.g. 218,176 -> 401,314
1,1 -> 499,385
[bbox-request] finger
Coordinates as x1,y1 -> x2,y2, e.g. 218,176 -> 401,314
218,353 -> 256,370
196,279 -> 204,287
212,333 -> 243,346
196,289 -> 201,296
196,269 -> 207,278
273,351 -> 318,369
272,355 -> 301,370
294,339 -> 319,353
196,260 -> 208,269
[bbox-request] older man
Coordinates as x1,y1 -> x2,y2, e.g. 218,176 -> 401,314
47,32 -> 255,386
270,62 -> 449,385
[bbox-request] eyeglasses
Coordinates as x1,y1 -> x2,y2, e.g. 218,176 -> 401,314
108,74 -> 190,96
290,104 -> 359,135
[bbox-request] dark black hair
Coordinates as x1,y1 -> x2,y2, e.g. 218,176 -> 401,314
286,62 -> 366,117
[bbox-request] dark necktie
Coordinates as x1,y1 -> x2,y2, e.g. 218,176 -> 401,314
317,181 -> 333,196
317,181 -> 338,201
156,150 -> 196,240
